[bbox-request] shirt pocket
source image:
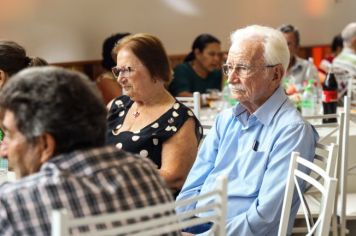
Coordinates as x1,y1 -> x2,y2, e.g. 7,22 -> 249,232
234,150 -> 268,195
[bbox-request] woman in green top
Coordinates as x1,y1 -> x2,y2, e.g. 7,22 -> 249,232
169,34 -> 223,97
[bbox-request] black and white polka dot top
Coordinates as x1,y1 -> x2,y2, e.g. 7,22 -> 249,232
106,95 -> 203,168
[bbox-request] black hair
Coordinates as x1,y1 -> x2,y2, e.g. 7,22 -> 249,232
101,33 -> 130,70
184,34 -> 220,62
331,34 -> 343,53
0,41 -> 48,76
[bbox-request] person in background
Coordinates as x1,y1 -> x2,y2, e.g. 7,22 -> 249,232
0,40 -> 48,164
106,33 -> 202,197
176,25 -> 318,235
333,22 -> 356,97
278,24 -> 320,94
319,34 -> 343,83
0,40 -> 48,88
96,33 -> 130,105
0,67 -> 177,235
168,34 -> 223,97
328,34 -> 344,62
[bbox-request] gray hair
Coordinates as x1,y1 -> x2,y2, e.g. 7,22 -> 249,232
0,66 -> 107,155
230,25 -> 290,74
341,22 -> 356,48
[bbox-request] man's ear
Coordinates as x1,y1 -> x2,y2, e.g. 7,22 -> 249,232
0,70 -> 8,88
351,37 -> 356,50
39,133 -> 56,164
272,64 -> 284,83
194,48 -> 201,58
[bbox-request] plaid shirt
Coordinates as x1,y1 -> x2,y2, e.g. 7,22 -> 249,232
0,146 -> 178,235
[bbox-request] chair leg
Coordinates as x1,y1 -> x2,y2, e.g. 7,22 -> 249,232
331,214 -> 338,236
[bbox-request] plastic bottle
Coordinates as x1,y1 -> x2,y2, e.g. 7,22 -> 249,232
307,58 -> 322,114
306,79 -> 321,115
305,58 -> 314,80
222,81 -> 237,107
322,67 -> 338,123
301,85 -> 315,116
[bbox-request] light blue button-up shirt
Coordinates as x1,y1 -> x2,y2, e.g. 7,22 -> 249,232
176,86 -> 319,235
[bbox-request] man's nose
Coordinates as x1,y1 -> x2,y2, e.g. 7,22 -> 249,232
227,71 -> 240,84
117,76 -> 126,84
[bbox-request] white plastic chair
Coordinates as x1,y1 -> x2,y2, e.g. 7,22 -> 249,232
201,124 -> 212,141
303,96 -> 350,236
278,151 -> 338,236
292,142 -> 338,234
176,91 -> 201,119
347,74 -> 356,108
340,148 -> 356,222
52,175 -> 227,236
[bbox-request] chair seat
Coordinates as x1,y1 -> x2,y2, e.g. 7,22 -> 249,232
338,193 -> 356,220
296,194 -> 321,218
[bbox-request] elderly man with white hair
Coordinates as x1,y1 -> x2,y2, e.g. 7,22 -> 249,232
333,22 -> 356,96
176,25 -> 319,235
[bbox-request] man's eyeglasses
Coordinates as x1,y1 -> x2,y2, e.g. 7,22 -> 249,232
222,64 -> 277,78
111,66 -> 135,78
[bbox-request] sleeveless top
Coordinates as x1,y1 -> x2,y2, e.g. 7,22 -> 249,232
106,95 -> 203,168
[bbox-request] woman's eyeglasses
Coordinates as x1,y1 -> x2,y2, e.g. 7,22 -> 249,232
111,66 -> 135,78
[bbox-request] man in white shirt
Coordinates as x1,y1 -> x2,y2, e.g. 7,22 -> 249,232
333,22 -> 356,98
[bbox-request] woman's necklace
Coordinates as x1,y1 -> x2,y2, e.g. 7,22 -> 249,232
132,103 -> 141,118
132,110 -> 140,118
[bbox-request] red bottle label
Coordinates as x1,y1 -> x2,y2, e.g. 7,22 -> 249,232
322,90 -> 338,103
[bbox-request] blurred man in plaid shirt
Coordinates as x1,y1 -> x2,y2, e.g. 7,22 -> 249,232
0,67 -> 177,235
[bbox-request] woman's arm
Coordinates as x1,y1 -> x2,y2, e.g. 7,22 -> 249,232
160,118 -> 199,191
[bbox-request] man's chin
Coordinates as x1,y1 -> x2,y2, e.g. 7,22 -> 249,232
231,94 -> 243,101
230,90 -> 245,97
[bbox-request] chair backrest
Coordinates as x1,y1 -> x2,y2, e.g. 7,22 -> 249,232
311,142 -> 338,182
176,92 -> 201,119
292,142 -> 338,234
347,74 -> 356,107
278,152 -> 338,236
201,124 -> 212,141
303,96 -> 350,235
52,175 -> 227,236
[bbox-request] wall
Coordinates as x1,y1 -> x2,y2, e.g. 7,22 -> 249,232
0,0 -> 355,63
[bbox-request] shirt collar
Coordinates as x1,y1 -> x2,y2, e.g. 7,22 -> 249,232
42,146 -> 118,176
234,86 -> 288,126
342,47 -> 355,55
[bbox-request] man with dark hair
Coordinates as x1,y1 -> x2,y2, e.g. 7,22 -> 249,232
0,67 -> 176,235
278,24 -> 320,93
